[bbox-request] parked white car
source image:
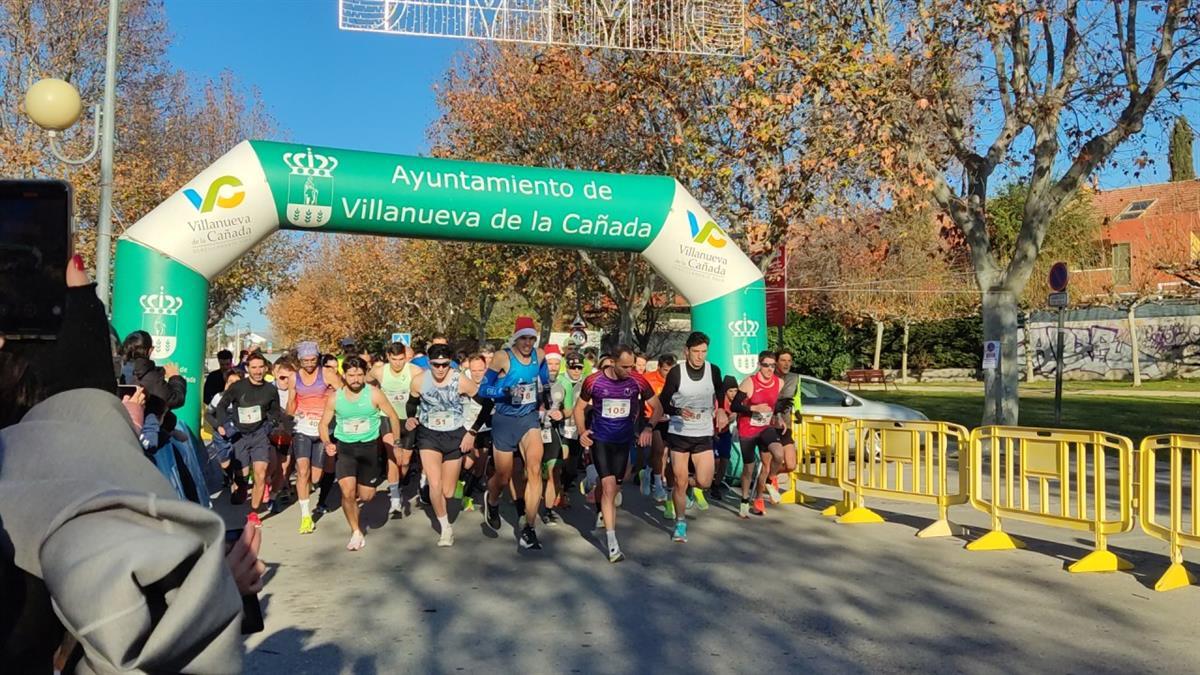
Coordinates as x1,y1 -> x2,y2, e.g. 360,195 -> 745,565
796,375 -> 927,421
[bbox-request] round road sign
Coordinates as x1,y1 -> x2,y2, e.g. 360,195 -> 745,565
1049,262 -> 1069,292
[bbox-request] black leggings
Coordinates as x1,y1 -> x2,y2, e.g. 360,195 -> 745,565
592,440 -> 630,480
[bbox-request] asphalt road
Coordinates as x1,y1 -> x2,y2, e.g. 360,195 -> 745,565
231,480 -> 1200,674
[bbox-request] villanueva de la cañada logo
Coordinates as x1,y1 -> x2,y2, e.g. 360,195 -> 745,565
284,147 -> 339,228
183,175 -> 252,251
688,210 -> 728,248
182,175 -> 245,213
729,313 -> 760,375
140,286 -> 183,359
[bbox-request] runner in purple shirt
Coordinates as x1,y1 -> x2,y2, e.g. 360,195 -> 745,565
574,346 -> 661,563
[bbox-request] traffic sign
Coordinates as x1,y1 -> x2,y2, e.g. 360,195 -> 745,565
1047,291 -> 1069,308
1048,262 -> 1069,292
391,332 -> 411,346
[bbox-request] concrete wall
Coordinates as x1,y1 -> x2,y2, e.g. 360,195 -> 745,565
1021,309 -> 1200,380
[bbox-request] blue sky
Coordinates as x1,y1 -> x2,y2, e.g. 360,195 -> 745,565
165,1 -> 463,334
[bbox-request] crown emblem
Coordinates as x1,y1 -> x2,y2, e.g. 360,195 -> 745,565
140,286 -> 183,315
283,147 -> 339,177
729,313 -> 759,338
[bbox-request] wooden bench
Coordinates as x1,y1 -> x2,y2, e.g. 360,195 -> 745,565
845,368 -> 895,391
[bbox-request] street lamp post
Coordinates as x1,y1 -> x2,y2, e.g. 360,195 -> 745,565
22,0 -> 120,309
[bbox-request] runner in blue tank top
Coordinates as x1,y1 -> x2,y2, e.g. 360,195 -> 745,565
476,316 -> 551,550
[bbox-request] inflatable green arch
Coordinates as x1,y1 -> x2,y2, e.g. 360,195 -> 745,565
113,141 -> 766,428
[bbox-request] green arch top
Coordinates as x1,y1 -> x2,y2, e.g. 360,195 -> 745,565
112,141 -> 766,428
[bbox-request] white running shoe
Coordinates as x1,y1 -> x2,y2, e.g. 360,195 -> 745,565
615,490 -> 623,507
390,497 -> 403,515
437,528 -> 454,547
347,531 -> 366,551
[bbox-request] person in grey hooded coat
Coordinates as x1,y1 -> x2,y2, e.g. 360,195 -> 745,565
0,389 -> 245,673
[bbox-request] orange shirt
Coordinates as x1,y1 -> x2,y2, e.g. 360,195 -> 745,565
643,370 -> 666,418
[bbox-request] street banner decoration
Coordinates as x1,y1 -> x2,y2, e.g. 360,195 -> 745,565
113,141 -> 766,428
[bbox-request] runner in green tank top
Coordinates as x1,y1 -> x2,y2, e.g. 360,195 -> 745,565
319,356 -> 401,552
370,341 -> 420,515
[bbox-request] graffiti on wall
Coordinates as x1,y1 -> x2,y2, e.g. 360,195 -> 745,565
1025,317 -> 1200,379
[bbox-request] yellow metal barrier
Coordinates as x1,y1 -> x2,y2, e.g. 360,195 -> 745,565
836,419 -> 969,537
1139,435 -> 1200,591
967,426 -> 1134,573
781,414 -> 851,516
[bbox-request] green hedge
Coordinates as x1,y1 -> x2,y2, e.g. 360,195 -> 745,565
770,312 -> 982,378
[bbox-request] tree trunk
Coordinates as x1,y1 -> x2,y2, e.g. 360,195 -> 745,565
1023,314 -> 1035,383
982,289 -> 1020,425
1128,305 -> 1142,387
901,319 -> 910,384
872,318 -> 884,370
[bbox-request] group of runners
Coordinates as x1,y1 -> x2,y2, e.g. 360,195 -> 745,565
204,317 -> 801,563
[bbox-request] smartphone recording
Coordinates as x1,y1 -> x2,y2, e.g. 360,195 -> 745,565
0,180 -> 73,339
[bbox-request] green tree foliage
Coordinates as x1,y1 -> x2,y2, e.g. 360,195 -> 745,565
1169,116 -> 1196,182
770,312 -> 853,381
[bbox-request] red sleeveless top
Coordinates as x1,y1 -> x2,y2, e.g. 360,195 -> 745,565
737,373 -> 780,438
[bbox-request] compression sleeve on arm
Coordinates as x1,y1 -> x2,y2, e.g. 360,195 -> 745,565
476,369 -> 508,400
730,390 -> 752,414
469,398 -> 494,432
406,393 -> 420,419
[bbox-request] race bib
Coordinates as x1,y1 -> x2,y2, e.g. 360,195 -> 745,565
751,411 -> 773,426
386,390 -> 406,407
601,398 -> 631,419
562,418 -> 578,440
427,411 -> 458,432
341,418 -> 370,435
511,383 -> 538,406
681,407 -> 709,421
541,426 -> 554,443
237,405 -> 262,425
295,413 -> 319,437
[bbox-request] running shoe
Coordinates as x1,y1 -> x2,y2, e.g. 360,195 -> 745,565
313,502 -> 327,518
519,525 -> 543,550
267,499 -> 282,515
664,499 -> 675,520
710,483 -> 725,501
609,548 -> 625,563
545,510 -> 562,527
640,468 -> 652,496
246,512 -> 263,528
693,487 -> 709,511
738,501 -> 750,519
651,482 -> 669,503
751,497 -> 766,516
438,528 -> 454,547
686,496 -> 696,511
672,520 -> 688,543
615,490 -> 623,507
485,501 -> 501,531
766,481 -> 782,505
595,511 -> 605,530
390,497 -> 404,516
347,531 -> 366,551
299,515 -> 315,534
461,496 -> 476,512
454,480 -> 465,500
